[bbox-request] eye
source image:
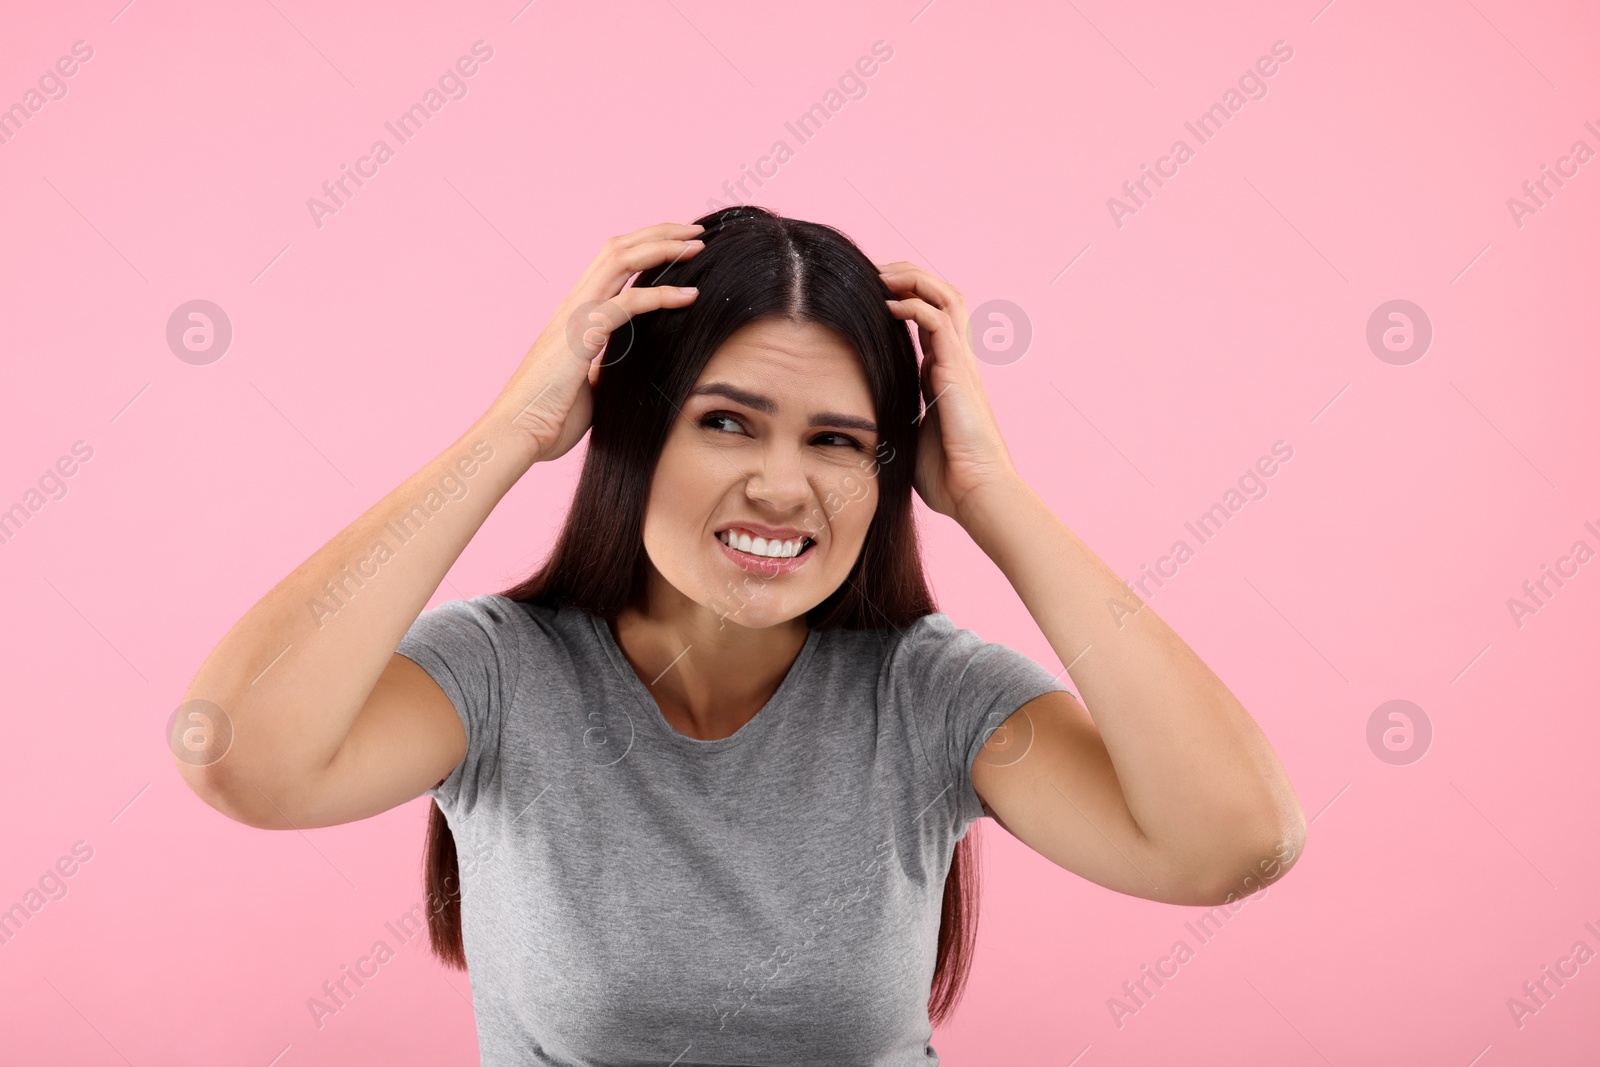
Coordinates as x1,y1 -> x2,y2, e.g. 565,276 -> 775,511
699,411 -> 864,451
699,412 -> 744,435
813,432 -> 864,451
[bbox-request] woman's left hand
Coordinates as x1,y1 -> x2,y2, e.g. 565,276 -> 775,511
880,262 -> 1019,521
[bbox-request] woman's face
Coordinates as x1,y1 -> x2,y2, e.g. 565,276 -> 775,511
641,317 -> 884,630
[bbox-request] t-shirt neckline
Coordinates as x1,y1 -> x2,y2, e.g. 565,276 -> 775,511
587,611 -> 822,752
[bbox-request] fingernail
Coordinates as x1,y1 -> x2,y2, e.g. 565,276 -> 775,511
679,286 -> 699,293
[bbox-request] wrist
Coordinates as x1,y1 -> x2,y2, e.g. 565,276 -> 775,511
954,470 -> 1032,531
953,470 -> 1030,521
461,408 -> 542,481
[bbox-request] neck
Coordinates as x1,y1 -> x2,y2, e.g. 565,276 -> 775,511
609,594 -> 808,741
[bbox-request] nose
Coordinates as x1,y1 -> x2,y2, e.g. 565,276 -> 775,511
744,442 -> 811,515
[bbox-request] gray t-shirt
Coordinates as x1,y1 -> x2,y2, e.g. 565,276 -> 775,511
396,593 -> 1073,1066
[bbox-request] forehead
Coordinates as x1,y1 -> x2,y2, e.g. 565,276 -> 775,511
698,318 -> 866,386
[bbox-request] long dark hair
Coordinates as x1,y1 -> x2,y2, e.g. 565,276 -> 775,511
423,204 -> 983,1026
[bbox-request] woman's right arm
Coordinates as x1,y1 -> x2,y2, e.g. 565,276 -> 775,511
175,413 -> 535,829
174,221 -> 704,829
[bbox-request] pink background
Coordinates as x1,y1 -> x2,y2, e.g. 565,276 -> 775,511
3,0 -> 1597,1062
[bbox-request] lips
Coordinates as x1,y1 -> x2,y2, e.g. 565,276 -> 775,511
713,530 -> 816,576
714,521 -> 810,541
717,528 -> 813,553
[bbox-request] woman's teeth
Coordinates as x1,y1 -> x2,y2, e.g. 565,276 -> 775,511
717,529 -> 812,559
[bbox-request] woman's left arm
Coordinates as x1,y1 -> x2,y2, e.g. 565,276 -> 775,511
882,262 -> 1306,906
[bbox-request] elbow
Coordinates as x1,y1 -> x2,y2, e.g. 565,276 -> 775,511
171,755 -> 282,830
170,694 -> 247,817
171,745 -> 228,810
1196,819 -> 1308,906
169,695 -> 311,830
173,757 -> 244,825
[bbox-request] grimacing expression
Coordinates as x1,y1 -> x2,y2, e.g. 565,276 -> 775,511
641,318 -> 886,629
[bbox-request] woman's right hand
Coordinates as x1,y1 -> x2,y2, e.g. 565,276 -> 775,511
484,221 -> 705,464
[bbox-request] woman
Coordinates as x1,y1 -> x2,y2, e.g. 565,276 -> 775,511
174,205 -> 1305,1064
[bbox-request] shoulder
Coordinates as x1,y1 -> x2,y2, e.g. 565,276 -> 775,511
401,594 -> 577,661
874,609 -> 1067,715
815,612 -> 987,669
813,612 -> 952,666
406,593 -> 532,636
810,613 -> 991,703
881,611 -> 989,666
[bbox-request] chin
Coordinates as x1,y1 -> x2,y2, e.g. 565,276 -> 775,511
706,597 -> 805,632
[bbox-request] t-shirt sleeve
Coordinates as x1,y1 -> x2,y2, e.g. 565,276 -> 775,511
394,594 -> 521,818
887,611 -> 1077,830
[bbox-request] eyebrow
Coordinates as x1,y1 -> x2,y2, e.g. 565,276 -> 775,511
689,381 -> 879,434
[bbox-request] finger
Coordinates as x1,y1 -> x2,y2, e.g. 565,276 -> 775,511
887,295 -> 956,380
587,236 -> 705,291
879,270 -> 964,315
612,221 -> 707,249
885,295 -> 952,331
582,222 -> 705,286
576,241 -> 703,313
566,285 -> 699,364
